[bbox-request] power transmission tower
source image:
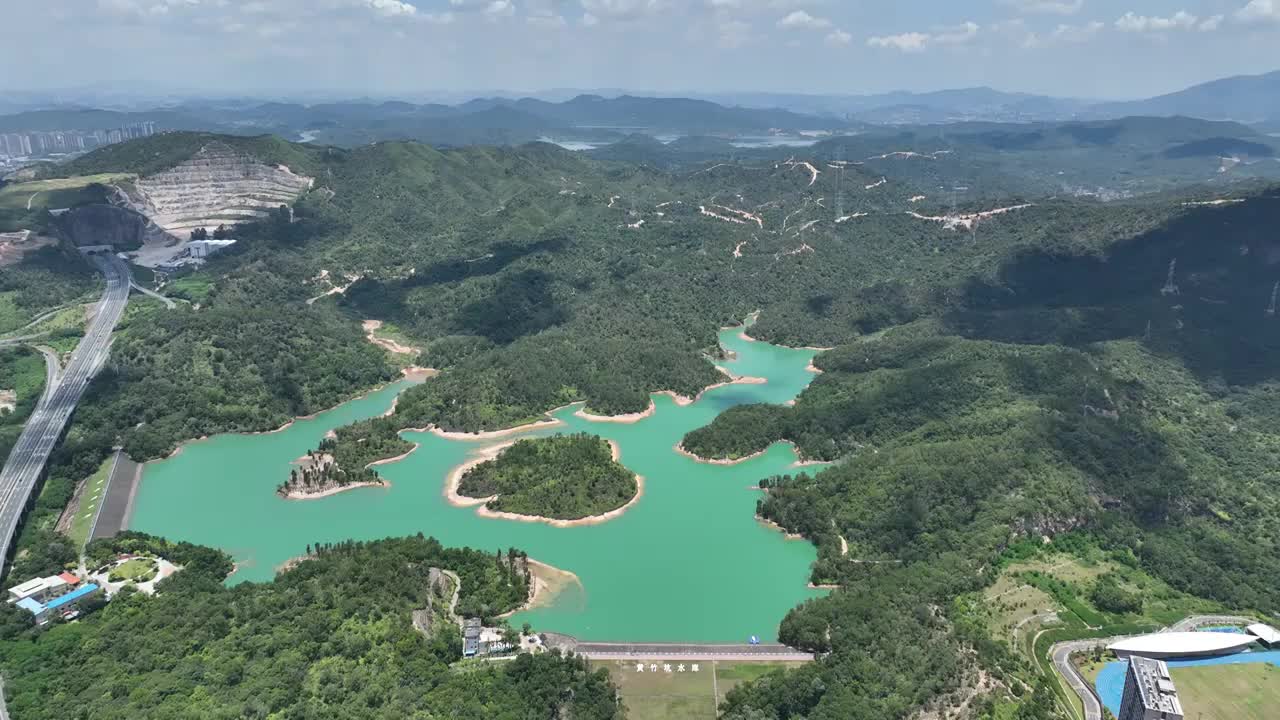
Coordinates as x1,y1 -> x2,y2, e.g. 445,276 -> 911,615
835,147 -> 845,221
1161,259 -> 1180,296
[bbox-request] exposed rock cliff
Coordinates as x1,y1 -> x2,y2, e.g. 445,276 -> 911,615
128,142 -> 313,236
53,203 -> 169,252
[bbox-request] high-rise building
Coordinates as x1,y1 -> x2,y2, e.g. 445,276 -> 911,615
1118,656 -> 1183,720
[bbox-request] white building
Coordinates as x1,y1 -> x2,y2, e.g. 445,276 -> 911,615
7,575 -> 68,604
188,239 -> 237,259
1108,631 -> 1257,660
1247,623 -> 1280,648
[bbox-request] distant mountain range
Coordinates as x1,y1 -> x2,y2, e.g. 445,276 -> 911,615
697,71 -> 1280,126
1089,70 -> 1280,125
1,70 -> 1278,151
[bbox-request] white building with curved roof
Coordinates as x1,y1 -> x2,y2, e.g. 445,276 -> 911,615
1108,631 -> 1256,659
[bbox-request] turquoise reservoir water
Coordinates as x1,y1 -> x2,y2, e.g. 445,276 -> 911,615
130,328 -> 826,642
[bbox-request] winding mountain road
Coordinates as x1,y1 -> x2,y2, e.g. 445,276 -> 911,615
0,253 -> 131,568
130,280 -> 176,309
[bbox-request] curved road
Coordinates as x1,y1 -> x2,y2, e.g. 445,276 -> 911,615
129,280 -> 176,310
0,253 -> 130,567
1050,614 -> 1255,720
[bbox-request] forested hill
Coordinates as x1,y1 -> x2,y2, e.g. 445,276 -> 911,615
6,128 -> 1280,720
0,534 -> 620,719
17,130 -> 1275,462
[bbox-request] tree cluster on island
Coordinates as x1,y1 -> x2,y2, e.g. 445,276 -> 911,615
276,439 -> 382,497
458,433 -> 637,520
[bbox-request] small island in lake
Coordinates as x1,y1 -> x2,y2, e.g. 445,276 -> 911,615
277,439 -> 389,500
456,433 -> 638,521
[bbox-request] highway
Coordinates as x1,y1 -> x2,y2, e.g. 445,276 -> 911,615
0,253 -> 131,568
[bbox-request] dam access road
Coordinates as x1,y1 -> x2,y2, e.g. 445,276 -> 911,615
0,252 -> 131,568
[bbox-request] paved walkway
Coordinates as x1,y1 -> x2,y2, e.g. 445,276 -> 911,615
573,642 -> 813,662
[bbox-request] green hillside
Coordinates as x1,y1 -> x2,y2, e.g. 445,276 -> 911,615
0,534 -> 620,719
5,128 -> 1280,720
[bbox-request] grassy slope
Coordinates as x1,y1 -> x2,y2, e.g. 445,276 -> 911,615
65,455 -> 113,551
0,174 -> 128,232
593,660 -> 805,720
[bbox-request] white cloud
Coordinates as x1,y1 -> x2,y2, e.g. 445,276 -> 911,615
868,21 -> 980,51
367,0 -> 417,18
528,12 -> 567,27
484,0 -> 514,17
867,31 -> 930,52
716,18 -> 754,48
934,21 -> 979,44
1197,14 -> 1224,30
578,0 -> 669,21
1003,0 -> 1084,15
448,0 -> 513,16
777,10 -> 831,30
98,0 -> 199,18
825,28 -> 852,46
1048,19 -> 1103,43
1021,19 -> 1103,47
1115,10 -> 1199,32
1236,0 -> 1280,23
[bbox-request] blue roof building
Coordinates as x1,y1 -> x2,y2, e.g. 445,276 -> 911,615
15,598 -> 42,615
46,583 -> 99,611
15,583 -> 101,624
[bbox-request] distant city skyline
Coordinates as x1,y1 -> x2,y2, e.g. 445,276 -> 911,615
4,1 -> 1279,101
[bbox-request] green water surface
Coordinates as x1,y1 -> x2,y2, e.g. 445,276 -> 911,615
130,328 -> 827,642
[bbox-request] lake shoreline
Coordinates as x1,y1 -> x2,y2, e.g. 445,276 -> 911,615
675,439 -> 820,469
575,400 -> 656,424
154,371 -> 424,461
445,439 -> 643,528
498,558 -> 583,619
757,514 -> 805,541
279,479 -> 390,501
133,318 -> 828,637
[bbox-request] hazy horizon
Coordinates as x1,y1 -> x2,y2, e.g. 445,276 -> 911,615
5,1 -> 1280,102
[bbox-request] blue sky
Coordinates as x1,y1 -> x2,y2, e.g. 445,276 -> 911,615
6,1 -> 1280,99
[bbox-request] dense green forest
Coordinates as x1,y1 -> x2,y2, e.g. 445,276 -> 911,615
0,246 -> 96,333
0,346 -> 45,462
4,130 -> 1280,719
0,534 -> 619,719
711,319 -> 1280,717
457,433 -> 638,520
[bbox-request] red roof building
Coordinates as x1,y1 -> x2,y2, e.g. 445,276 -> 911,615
57,572 -> 80,586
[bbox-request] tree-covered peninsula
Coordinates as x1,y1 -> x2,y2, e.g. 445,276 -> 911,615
457,433 -> 638,521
